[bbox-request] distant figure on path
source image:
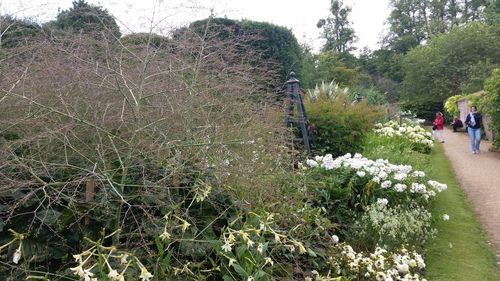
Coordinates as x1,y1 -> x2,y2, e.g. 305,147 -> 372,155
451,116 -> 463,132
432,112 -> 445,143
465,105 -> 482,154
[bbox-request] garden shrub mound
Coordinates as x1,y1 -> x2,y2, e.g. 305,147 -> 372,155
305,95 -> 384,157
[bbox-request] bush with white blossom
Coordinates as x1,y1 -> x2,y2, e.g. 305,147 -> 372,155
329,243 -> 427,281
303,153 -> 447,209
350,201 -> 436,250
374,121 -> 434,153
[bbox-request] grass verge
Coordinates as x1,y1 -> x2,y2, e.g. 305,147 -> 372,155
425,143 -> 499,280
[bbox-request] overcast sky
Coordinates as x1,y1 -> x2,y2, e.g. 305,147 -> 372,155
0,0 -> 391,52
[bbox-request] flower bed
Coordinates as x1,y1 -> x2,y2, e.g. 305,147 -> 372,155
374,121 -> 433,154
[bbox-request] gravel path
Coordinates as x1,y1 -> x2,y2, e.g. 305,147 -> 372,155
441,127 -> 500,256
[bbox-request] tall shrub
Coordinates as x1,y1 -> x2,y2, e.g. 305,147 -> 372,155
484,68 -> 500,150
305,96 -> 384,156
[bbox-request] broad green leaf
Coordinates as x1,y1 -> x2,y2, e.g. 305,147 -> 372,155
232,263 -> 248,279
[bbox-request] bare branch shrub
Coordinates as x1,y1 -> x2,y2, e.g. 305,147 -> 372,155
0,18 -> 292,278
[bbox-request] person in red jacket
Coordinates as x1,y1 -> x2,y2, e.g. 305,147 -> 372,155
432,112 -> 445,143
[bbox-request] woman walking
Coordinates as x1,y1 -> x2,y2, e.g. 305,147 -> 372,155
465,105 -> 482,154
432,112 -> 445,143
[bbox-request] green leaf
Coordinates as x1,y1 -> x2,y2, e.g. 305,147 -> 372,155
37,209 -> 62,226
222,275 -> 236,281
232,263 -> 248,279
255,270 -> 267,280
155,235 -> 164,253
236,245 -> 247,259
306,247 -> 317,257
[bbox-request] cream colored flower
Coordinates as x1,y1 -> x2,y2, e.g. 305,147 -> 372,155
12,244 -> 22,264
120,254 -> 129,265
222,242 -> 233,252
108,269 -> 119,280
264,257 -> 274,266
139,267 -> 154,281
257,243 -> 264,254
70,265 -> 85,277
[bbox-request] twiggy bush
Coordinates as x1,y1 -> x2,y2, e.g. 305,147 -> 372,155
0,20 -> 292,279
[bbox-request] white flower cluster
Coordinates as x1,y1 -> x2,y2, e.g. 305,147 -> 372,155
305,153 -> 447,199
70,247 -> 153,281
354,203 -> 436,249
374,121 -> 433,150
337,244 -> 427,281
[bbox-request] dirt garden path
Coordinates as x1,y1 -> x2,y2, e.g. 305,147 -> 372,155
440,127 -> 500,256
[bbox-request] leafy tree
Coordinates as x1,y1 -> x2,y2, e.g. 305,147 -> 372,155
53,0 -> 121,38
385,0 -> 489,53
485,0 -> 500,24
358,48 -> 403,102
314,50 -> 362,87
402,22 -> 500,103
384,0 -> 429,53
318,0 -> 357,53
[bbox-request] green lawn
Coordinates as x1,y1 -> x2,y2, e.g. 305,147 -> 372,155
425,143 -> 500,280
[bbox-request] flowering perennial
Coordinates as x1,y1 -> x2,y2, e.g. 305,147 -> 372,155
374,121 -> 433,153
305,153 -> 447,201
331,243 -> 427,281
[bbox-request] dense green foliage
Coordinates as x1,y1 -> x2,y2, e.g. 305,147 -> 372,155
188,18 -> 303,84
0,16 -> 42,48
402,23 -> 500,103
314,50 -> 364,87
484,68 -> 500,149
385,0 -> 489,53
400,98 -> 444,121
305,96 -> 384,156
52,0 -> 121,38
444,95 -> 464,117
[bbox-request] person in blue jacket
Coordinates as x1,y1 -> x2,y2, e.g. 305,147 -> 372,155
465,106 -> 482,154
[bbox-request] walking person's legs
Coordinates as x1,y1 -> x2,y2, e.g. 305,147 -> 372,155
438,129 -> 444,143
468,128 -> 476,153
474,128 -> 481,152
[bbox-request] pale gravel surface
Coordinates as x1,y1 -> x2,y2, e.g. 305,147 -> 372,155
440,127 -> 500,256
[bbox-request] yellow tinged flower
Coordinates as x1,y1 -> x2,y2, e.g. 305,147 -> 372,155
139,267 -> 154,281
181,220 -> 191,232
